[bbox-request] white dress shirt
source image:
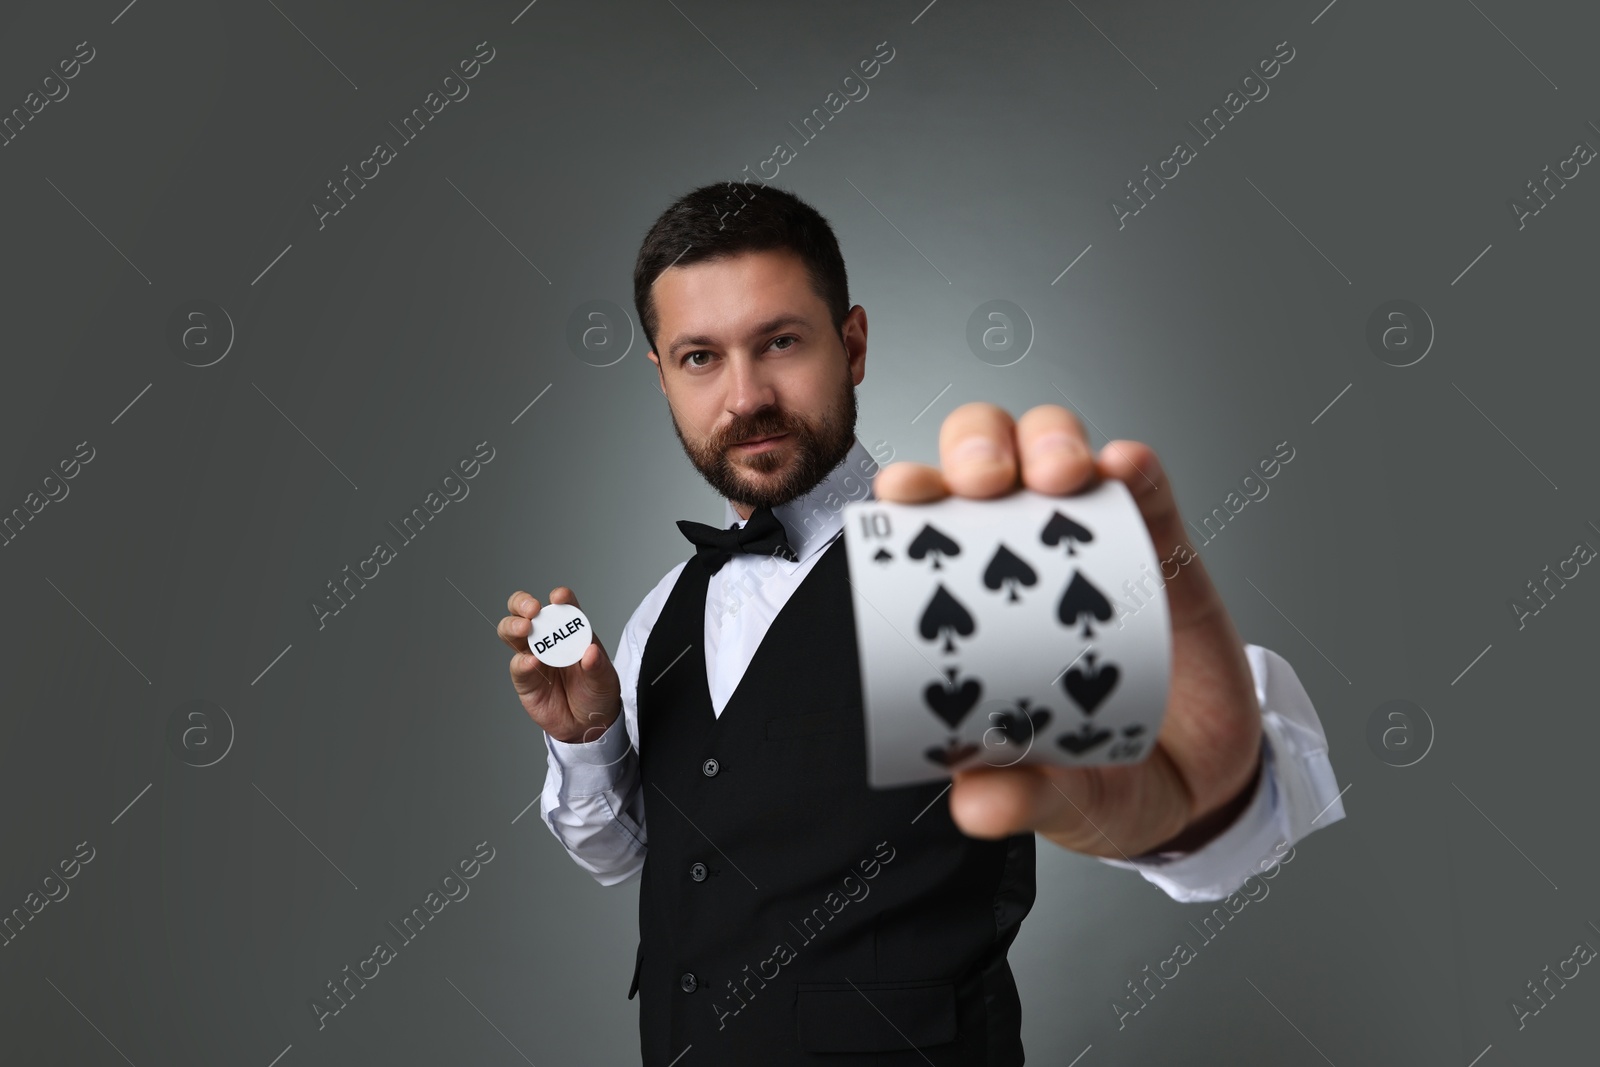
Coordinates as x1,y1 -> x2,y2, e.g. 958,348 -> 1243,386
540,437 -> 1346,902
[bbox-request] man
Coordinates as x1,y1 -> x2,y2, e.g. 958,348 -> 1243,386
500,183 -> 1344,1064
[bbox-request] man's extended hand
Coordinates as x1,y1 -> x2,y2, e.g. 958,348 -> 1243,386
500,587 -> 623,746
873,402 -> 1264,860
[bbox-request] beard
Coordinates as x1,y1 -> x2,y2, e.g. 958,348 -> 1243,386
668,370 -> 857,512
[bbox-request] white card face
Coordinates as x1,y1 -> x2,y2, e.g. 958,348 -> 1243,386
841,481 -> 1171,789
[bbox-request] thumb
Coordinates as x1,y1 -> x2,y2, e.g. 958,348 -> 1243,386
578,633 -> 610,672
948,764 -> 1059,839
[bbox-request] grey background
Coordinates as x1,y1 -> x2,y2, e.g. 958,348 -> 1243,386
1,0 -> 1595,1064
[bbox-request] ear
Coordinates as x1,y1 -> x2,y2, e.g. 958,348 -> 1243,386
646,351 -> 665,394
842,305 -> 868,386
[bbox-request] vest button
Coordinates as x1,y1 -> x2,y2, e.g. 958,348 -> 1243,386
690,862 -> 707,882
702,758 -> 719,777
680,972 -> 698,993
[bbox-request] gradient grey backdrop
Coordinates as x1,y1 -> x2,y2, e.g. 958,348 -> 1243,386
3,0 -> 1596,1063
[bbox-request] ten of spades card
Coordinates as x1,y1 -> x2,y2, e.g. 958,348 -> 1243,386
841,481 -> 1172,789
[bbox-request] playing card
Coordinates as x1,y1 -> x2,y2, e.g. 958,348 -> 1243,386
841,481 -> 1171,789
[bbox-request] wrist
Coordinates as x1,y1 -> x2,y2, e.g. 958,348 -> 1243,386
556,723 -> 617,748
549,712 -> 621,746
1133,745 -> 1263,858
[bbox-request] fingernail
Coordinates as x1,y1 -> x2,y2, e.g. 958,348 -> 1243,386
953,438 -> 1002,464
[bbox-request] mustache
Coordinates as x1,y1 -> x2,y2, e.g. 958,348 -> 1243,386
719,417 -> 793,447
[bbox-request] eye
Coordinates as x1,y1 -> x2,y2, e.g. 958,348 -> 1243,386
771,335 -> 798,351
682,350 -> 713,368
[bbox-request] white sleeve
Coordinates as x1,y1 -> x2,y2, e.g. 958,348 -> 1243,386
1095,644 -> 1346,902
537,599 -> 649,887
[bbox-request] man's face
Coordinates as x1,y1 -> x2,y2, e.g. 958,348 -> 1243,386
647,248 -> 867,515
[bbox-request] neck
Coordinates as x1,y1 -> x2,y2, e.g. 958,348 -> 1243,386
730,501 -> 755,521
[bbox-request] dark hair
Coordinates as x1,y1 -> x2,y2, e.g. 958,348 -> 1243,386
632,182 -> 851,359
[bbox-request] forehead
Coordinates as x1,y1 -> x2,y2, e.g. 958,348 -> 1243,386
652,248 -> 820,336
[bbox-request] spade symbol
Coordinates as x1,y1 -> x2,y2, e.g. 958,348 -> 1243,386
923,667 -> 983,730
873,547 -> 894,564
908,524 -> 961,570
991,698 -> 1052,744
1056,570 -> 1113,638
1062,652 -> 1120,715
982,544 -> 1038,604
1040,511 -> 1094,556
1056,724 -> 1113,755
925,738 -> 980,768
918,584 -> 976,654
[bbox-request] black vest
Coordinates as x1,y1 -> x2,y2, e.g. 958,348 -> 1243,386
630,533 -> 1036,1065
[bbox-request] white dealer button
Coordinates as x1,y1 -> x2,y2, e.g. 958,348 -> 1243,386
527,603 -> 592,668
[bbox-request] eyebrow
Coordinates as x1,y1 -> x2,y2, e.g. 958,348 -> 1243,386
665,314 -> 816,359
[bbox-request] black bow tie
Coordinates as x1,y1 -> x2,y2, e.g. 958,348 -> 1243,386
677,504 -> 798,574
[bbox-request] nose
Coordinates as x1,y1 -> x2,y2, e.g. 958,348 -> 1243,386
723,350 -> 777,421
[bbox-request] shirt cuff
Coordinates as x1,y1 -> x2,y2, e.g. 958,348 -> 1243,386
1094,644 -> 1346,902
544,715 -> 633,797
1097,733 -> 1282,901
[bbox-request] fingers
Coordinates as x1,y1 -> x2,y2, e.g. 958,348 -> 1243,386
505,587 -> 580,613
876,402 -> 1096,503
497,614 -> 531,654
875,401 -> 1021,503
503,586 -> 587,688
500,590 -> 537,654
873,460 -> 947,503
1016,405 -> 1095,496
1095,440 -> 1225,631
502,588 -> 580,632
508,648 -> 553,694
939,402 -> 1018,498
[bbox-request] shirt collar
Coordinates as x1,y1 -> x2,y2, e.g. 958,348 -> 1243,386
721,436 -> 880,569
